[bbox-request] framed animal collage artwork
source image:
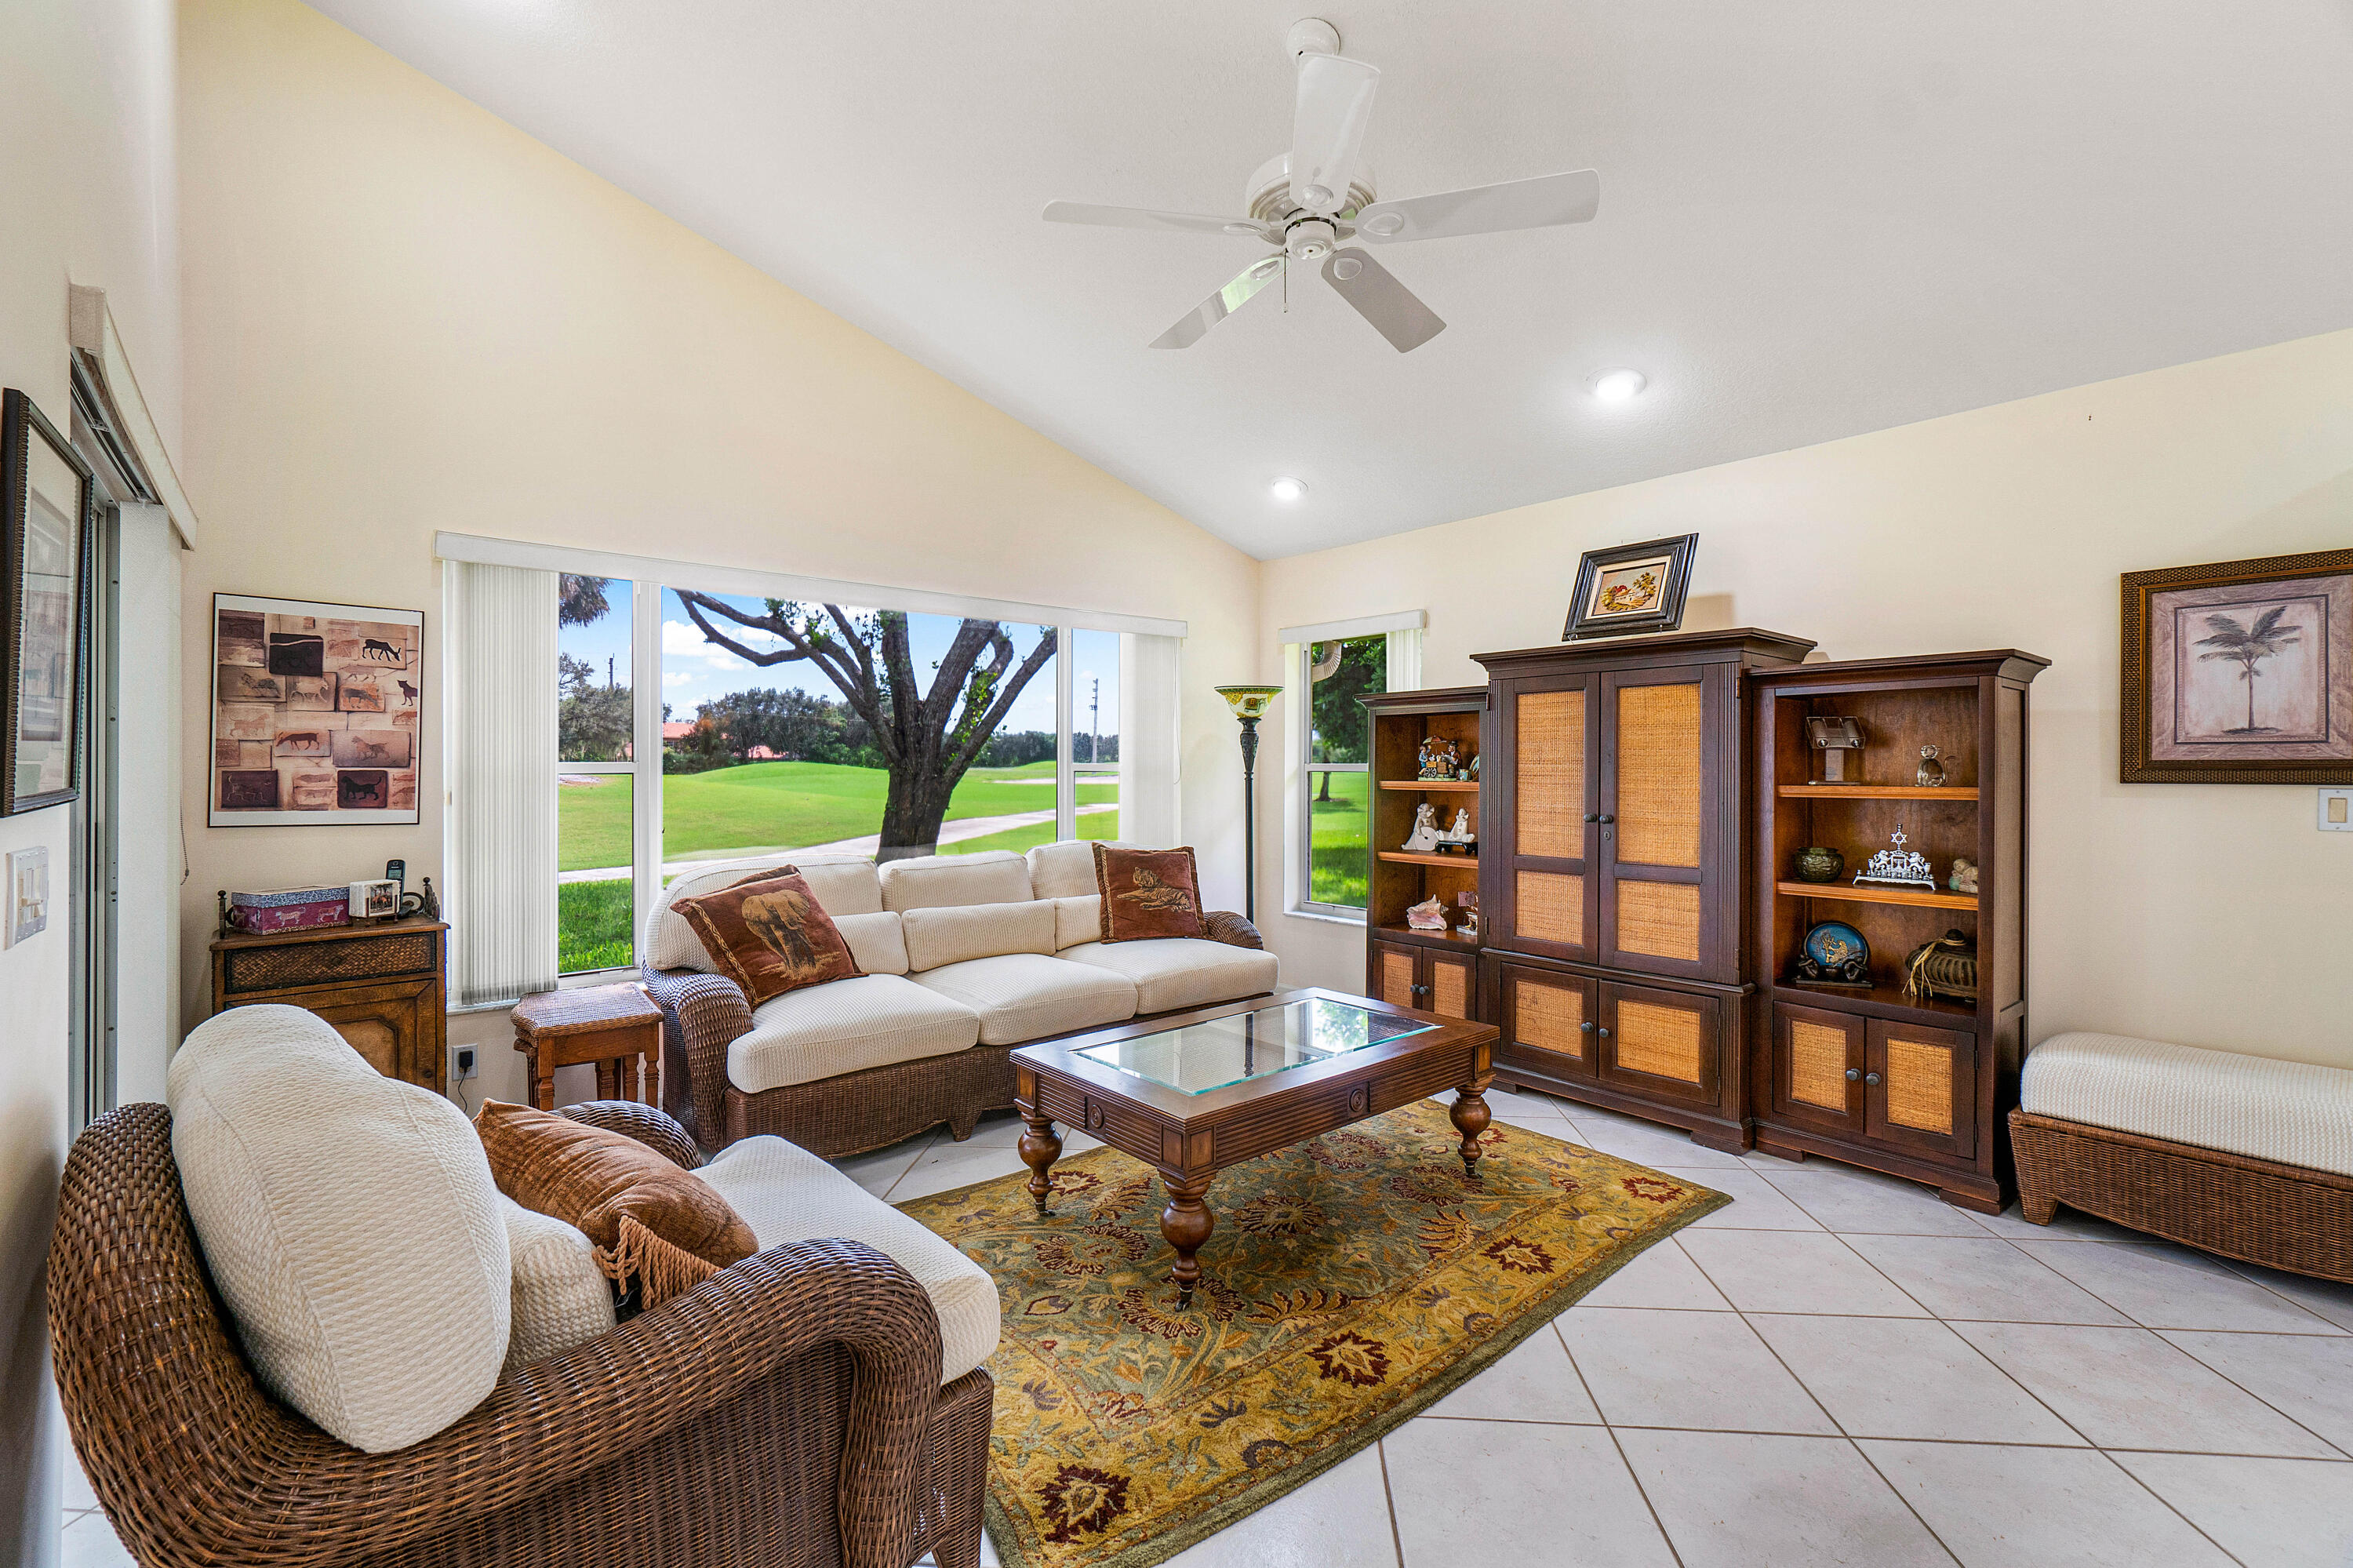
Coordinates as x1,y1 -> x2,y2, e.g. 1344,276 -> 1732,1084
208,593 -> 424,824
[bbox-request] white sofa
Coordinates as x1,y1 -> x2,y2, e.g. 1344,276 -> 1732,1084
641,839 -> 1278,1155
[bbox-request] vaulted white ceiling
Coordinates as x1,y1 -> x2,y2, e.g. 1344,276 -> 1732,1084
307,1 -> 2353,559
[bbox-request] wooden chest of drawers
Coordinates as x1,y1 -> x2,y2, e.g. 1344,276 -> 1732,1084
209,918 -> 449,1094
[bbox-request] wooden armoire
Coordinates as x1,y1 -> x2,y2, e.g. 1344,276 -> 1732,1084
1471,630 -> 1815,1153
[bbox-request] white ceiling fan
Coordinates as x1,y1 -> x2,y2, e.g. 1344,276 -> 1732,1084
1043,18 -> 1600,354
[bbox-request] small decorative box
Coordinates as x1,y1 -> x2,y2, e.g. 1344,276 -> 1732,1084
225,886 -> 351,934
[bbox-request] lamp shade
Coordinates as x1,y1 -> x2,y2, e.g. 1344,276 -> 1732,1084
1213,684 -> 1285,722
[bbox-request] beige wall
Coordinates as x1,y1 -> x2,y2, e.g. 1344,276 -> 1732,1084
1259,327 -> 2353,1070
176,0 -> 1260,1106
0,2 -> 180,1562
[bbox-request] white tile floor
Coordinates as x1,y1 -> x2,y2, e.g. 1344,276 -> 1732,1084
57,1091 -> 2353,1568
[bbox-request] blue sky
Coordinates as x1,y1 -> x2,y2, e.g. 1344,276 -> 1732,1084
558,580 -> 1118,745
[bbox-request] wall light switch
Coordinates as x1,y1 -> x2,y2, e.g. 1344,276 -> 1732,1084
5,846 -> 50,947
2322,788 -> 2353,832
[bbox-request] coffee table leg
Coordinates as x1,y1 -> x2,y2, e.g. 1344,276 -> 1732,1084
1019,1111 -> 1063,1217
1450,1085 -> 1492,1182
1160,1176 -> 1213,1308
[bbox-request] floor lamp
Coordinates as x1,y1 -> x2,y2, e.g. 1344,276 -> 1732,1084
1213,684 -> 1285,923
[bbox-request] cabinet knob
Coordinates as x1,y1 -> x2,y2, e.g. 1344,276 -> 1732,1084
1845,1068 -> 1861,1082
1411,984 -> 1430,999
1865,1072 -> 1882,1086
1584,813 -> 1600,824
1580,1020 -> 1596,1032
1597,813 -> 1616,824
1598,1026 -> 1612,1038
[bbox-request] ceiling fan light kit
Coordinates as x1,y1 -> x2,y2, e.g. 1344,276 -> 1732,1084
1043,18 -> 1602,355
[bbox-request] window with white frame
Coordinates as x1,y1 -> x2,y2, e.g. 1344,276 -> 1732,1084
1297,633 -> 1387,915
513,551 -> 1162,980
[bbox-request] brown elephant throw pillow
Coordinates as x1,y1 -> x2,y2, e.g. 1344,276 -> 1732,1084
1093,844 -> 1207,942
673,868 -> 862,1006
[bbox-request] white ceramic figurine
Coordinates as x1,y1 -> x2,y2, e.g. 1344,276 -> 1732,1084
1402,802 -> 1441,853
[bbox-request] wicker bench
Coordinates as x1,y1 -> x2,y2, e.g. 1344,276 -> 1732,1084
2011,1031 -> 2353,1284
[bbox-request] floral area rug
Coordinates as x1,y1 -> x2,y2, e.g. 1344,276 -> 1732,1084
894,1099 -> 1727,1568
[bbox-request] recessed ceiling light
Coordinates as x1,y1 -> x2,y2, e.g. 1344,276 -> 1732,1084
1270,476 -> 1308,502
1591,369 -> 1648,404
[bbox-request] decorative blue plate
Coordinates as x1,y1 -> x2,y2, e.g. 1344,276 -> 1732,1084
1802,921 -> 1870,973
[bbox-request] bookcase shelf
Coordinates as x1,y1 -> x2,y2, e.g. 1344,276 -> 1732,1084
1776,784 -> 1978,801
1776,881 -> 1978,912
1378,780 -> 1481,792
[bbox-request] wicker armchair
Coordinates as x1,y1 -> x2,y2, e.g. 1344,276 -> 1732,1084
646,908 -> 1267,1157
49,1100 -> 992,1568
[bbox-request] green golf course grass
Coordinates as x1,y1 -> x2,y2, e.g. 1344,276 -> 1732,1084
555,759 -> 1369,973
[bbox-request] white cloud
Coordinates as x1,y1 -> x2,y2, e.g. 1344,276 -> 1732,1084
663,671 -> 693,687
663,618 -> 758,671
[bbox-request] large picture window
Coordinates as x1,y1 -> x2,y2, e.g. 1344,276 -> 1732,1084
1298,633 -> 1386,915
544,568 -> 1151,977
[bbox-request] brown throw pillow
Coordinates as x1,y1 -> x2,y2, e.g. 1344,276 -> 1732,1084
1093,844 -> 1207,942
474,1101 -> 758,1308
672,867 -> 862,1006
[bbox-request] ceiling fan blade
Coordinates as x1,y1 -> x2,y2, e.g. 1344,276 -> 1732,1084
1353,169 -> 1601,244
1289,53 -> 1380,213
1320,248 -> 1445,353
1150,256 -> 1286,350
1043,201 -> 1277,242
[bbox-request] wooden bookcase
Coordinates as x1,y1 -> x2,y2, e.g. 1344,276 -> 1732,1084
1751,651 -> 2047,1211
1359,687 -> 1488,1022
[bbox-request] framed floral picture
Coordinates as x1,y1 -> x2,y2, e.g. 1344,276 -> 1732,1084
2121,547 -> 2353,784
2,389 -> 94,817
1562,533 -> 1697,641
208,593 -> 424,824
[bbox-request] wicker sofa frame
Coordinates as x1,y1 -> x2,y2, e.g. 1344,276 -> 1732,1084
49,1099 -> 991,1568
2010,1107 -> 2353,1285
645,909 -> 1265,1157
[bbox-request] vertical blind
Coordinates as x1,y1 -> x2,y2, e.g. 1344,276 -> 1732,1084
446,562 -> 558,1006
1121,632 -> 1183,848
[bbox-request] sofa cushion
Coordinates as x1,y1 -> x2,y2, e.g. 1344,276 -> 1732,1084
902,898 -> 1056,973
1093,844 -> 1207,942
165,1004 -> 511,1453
910,953 -> 1138,1046
730,974 -> 981,1093
1028,839 -> 1139,900
2021,1031 -> 2353,1179
878,850 -> 1031,913
1051,894 -> 1104,951
834,911 -> 910,977
694,1135 -> 1001,1384
496,1194 -> 615,1376
673,869 -> 864,1006
1060,938 -> 1280,1015
646,853 -> 883,972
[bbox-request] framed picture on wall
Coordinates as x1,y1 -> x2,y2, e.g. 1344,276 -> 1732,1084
1562,533 -> 1698,641
2122,546 -> 2353,784
208,593 -> 424,824
2,388 -> 94,817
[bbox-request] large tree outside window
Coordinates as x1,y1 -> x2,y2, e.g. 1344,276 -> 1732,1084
1300,635 -> 1385,910
676,593 -> 1056,860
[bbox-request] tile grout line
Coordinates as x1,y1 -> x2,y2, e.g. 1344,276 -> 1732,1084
2215,1256 -> 2353,1330
1551,1318 -> 1688,1568
2092,1444 -> 2254,1567
1372,1438 -> 1407,1568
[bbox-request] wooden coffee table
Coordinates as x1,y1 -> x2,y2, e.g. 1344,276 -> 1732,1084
1013,986 -> 1499,1307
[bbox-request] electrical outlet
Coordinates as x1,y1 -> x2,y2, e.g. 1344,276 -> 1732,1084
451,1046 -> 478,1082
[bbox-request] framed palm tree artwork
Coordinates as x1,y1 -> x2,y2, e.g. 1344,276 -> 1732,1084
2122,546 -> 2353,784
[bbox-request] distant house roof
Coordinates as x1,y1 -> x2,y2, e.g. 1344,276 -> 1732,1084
661,720 -> 696,740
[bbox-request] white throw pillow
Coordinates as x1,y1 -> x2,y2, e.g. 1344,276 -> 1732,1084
497,1194 -> 616,1376
167,1005 -> 511,1452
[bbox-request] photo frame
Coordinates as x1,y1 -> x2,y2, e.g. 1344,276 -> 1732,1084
1562,533 -> 1698,641
2121,546 -> 2353,784
2,389 -> 93,817
209,593 -> 424,824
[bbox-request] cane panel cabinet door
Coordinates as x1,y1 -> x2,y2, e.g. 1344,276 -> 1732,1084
1492,959 -> 1598,1086
1485,673 -> 1596,966
1598,664 -> 1722,982
1367,937 -> 1479,1022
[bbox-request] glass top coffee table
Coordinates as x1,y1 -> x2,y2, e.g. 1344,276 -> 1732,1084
1012,986 -> 1500,1308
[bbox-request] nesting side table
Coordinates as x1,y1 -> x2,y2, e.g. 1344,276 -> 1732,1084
511,982 -> 664,1111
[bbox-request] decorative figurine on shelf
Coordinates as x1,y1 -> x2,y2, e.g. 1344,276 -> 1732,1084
1948,857 -> 1979,895
1792,846 -> 1845,884
1916,745 -> 1948,788
1855,824 -> 1938,890
1406,896 -> 1449,932
1464,754 -> 1481,781
1401,802 -> 1442,853
1790,920 -> 1872,987
1433,806 -> 1478,855
1457,890 -> 1480,940
1417,736 -> 1459,780
1903,928 -> 1979,1004
1805,715 -> 1865,784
